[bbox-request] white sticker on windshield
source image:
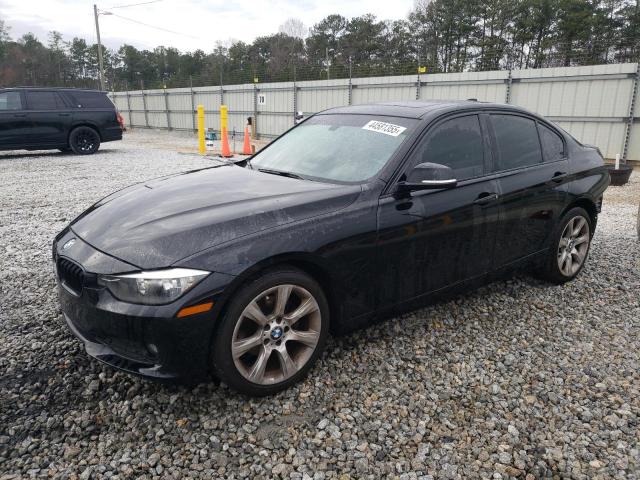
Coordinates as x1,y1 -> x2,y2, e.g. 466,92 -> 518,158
362,120 -> 407,137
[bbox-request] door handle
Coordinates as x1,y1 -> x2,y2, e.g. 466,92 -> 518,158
473,192 -> 499,206
551,171 -> 567,183
58,113 -> 71,117
13,113 -> 27,118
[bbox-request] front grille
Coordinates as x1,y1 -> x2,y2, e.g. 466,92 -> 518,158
57,258 -> 85,294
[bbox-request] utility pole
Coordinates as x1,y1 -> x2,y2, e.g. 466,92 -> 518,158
325,47 -> 335,80
326,47 -> 330,80
94,4 -> 106,91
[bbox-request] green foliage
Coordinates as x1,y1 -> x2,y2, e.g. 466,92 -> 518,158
0,0 -> 638,89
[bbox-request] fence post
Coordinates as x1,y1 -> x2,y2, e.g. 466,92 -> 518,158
140,79 -> 149,128
348,58 -> 353,105
190,76 -> 196,133
505,69 -> 513,104
163,87 -> 171,130
125,81 -> 132,128
416,71 -> 421,100
293,65 -> 298,124
622,63 -> 639,162
253,82 -> 258,139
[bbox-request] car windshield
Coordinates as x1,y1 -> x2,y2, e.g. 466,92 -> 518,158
249,114 -> 417,183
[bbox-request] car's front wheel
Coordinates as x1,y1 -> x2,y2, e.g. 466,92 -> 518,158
69,126 -> 101,155
538,207 -> 592,284
211,267 -> 329,396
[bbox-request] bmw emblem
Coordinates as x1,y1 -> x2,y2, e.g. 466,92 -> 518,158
62,238 -> 76,250
270,326 -> 283,340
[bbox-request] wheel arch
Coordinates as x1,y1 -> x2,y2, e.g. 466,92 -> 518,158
562,197 -> 598,227
69,122 -> 103,142
211,252 -> 341,335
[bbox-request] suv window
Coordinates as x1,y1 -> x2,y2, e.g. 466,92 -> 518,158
67,91 -> 113,108
26,91 -> 65,110
0,91 -> 23,110
411,115 -> 485,180
491,114 -> 542,170
538,123 -> 565,162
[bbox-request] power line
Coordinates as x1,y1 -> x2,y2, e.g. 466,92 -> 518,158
105,12 -> 201,39
107,0 -> 164,9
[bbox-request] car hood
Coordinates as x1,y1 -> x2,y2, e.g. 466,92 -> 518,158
70,165 -> 361,270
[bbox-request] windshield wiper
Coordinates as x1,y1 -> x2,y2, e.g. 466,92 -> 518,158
257,168 -> 304,180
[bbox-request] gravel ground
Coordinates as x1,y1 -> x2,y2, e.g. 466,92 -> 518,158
1,130 -> 639,480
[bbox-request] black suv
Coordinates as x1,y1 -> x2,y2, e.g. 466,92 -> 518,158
0,87 -> 123,155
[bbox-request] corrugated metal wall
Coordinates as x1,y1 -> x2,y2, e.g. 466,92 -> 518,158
111,63 -> 640,161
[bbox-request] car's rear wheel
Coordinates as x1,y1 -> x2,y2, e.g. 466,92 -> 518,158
211,267 -> 329,396
538,207 -> 592,284
69,126 -> 100,155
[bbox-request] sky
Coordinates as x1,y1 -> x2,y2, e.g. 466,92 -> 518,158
0,0 -> 415,52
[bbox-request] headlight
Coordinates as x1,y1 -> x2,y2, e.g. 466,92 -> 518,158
98,268 -> 209,305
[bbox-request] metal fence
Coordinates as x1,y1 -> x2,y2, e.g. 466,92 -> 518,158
111,62 -> 640,162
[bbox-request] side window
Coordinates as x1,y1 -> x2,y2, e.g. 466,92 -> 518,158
68,91 -> 113,108
0,91 -> 23,111
26,91 -> 65,110
413,115 -> 485,180
491,114 -> 542,171
538,123 -> 565,162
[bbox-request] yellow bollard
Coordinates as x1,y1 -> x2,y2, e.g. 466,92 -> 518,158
220,105 -> 228,131
197,104 -> 205,154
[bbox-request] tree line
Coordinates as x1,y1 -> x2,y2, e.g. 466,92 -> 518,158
0,0 -> 638,91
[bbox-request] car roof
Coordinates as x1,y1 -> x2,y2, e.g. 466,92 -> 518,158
0,87 -> 105,94
321,100 -> 527,119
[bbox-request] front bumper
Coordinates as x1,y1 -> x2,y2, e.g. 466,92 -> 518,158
53,229 -> 235,382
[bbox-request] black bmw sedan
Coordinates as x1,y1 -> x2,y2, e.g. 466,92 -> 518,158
53,101 -> 609,396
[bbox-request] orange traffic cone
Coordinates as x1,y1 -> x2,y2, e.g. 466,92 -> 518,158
242,125 -> 252,155
220,126 -> 232,157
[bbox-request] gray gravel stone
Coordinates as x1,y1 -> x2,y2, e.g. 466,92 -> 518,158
1,130 -> 639,479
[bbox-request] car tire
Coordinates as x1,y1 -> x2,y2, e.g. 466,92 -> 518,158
538,207 -> 592,284
211,267 -> 329,396
69,126 -> 101,155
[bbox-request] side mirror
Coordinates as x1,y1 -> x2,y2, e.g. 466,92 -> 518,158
397,162 -> 457,192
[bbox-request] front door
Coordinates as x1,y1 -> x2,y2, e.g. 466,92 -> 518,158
376,113 -> 501,309
0,90 -> 31,147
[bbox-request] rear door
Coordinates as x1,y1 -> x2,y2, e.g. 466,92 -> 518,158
0,90 -> 31,147
487,113 -> 569,266
25,90 -> 71,145
376,113 -> 501,307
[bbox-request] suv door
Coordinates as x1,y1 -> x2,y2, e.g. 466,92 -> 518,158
376,113 -> 501,308
0,90 -> 30,147
25,90 -> 71,146
486,113 -> 569,266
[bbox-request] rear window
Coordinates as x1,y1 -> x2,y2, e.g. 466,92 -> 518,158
491,114 -> 543,171
67,91 -> 114,109
538,123 -> 565,162
26,91 -> 66,110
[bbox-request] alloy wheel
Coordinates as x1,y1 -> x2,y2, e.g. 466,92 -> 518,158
76,131 -> 98,152
557,215 -> 590,276
231,284 -> 322,385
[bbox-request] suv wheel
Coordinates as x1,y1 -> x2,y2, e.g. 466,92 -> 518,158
538,207 -> 592,284
211,267 -> 329,396
69,126 -> 100,155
